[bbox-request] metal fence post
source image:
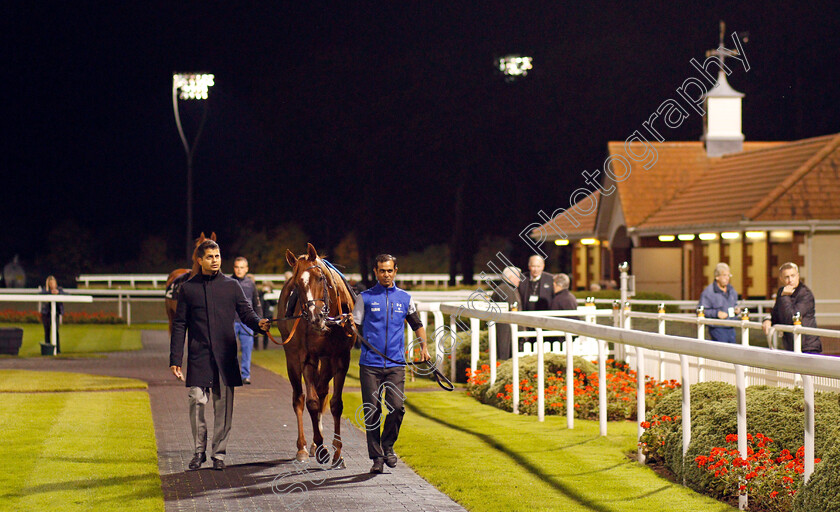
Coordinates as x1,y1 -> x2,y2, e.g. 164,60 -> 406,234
566,331 -> 574,430
511,323 -> 519,415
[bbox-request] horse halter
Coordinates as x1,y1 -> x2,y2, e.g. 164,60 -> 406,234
297,263 -> 331,321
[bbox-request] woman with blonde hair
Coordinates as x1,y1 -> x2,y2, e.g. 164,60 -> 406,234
40,275 -> 65,353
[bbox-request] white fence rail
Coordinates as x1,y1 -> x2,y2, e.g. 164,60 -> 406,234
431,302 -> 840,503
76,273 -> 499,288
0,294 -> 93,351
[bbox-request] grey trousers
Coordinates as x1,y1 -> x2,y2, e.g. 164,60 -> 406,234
189,374 -> 234,460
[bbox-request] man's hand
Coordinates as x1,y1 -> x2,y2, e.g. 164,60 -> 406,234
762,319 -> 774,336
419,345 -> 431,362
258,318 -> 271,332
170,365 -> 184,381
717,311 -> 728,319
781,285 -> 796,296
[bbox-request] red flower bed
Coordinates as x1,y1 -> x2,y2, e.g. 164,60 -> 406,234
467,358 -> 679,421
691,433 -> 819,512
0,309 -> 124,324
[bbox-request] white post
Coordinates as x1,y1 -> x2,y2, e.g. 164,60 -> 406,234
566,332 -> 574,429
489,320 -> 497,385
680,355 -> 691,460
470,317 -> 480,374
117,290 -> 123,318
697,317 -> 706,383
598,337 -> 607,436
50,301 -> 58,348
657,307 -> 666,382
637,345 -> 646,463
126,296 -> 132,327
736,363 -> 748,511
449,314 -> 456,383
512,323 -> 519,415
794,326 -> 803,387
804,374 -> 815,483
537,328 -> 545,422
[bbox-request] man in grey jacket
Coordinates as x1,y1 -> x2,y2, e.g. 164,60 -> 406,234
232,257 -> 262,384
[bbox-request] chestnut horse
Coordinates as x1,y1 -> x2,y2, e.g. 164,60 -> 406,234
164,232 -> 216,334
277,243 -> 356,467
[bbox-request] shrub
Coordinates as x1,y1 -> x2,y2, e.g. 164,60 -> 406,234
641,382 -> 840,509
794,435 -> 840,512
0,310 -> 125,324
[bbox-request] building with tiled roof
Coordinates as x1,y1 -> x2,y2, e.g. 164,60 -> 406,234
533,69 -> 840,306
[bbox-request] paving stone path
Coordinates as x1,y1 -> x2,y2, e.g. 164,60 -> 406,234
0,331 -> 466,512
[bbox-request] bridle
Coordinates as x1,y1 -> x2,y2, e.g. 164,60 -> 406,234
266,260 -> 353,345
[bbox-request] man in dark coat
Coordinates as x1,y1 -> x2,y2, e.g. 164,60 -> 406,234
490,266 -> 522,360
550,273 -> 578,311
517,255 -> 554,312
762,262 -> 821,353
170,239 -> 270,470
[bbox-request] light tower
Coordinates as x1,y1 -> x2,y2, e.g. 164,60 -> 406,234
172,72 -> 214,259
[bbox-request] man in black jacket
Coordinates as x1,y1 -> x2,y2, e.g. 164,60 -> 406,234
170,240 -> 270,470
517,255 -> 554,312
762,262 -> 821,353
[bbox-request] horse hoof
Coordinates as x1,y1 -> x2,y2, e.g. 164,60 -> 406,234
315,445 -> 331,465
295,450 -> 308,462
309,444 -> 317,457
332,457 -> 346,469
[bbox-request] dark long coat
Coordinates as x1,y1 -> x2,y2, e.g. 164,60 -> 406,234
170,271 -> 264,387
770,283 -> 821,353
517,273 -> 555,311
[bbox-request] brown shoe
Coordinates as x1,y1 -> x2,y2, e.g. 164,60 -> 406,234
370,458 -> 384,474
212,458 -> 225,471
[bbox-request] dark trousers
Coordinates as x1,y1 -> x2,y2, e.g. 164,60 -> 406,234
359,364 -> 406,460
41,313 -> 60,353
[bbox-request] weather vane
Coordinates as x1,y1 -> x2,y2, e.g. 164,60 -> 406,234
706,21 -> 749,70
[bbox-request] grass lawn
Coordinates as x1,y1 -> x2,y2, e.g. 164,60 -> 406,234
255,355 -> 733,511
0,372 -> 163,512
0,323 -> 149,357
0,370 -> 147,392
252,347 -> 465,390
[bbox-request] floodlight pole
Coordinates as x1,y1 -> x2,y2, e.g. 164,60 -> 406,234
172,74 -> 212,260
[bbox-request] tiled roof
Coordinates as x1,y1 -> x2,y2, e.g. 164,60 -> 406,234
608,142 -> 710,227
637,135 -> 838,230
532,190 -> 600,240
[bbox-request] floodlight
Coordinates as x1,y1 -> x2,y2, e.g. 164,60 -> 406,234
498,55 -> 533,79
173,73 -> 215,100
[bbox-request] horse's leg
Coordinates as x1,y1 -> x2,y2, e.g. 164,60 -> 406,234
302,356 -> 323,458
165,299 -> 175,336
312,357 -> 334,465
286,350 -> 309,462
329,348 -> 351,469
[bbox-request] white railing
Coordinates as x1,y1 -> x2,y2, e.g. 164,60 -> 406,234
591,298 -> 840,321
435,303 -> 840,498
76,273 -> 499,288
0,294 -> 93,351
0,288 -> 161,327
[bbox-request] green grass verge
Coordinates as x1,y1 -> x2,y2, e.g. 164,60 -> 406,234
0,370 -> 147,392
0,323 -> 148,357
0,390 -> 163,511
257,355 -> 732,511
252,347 -> 465,390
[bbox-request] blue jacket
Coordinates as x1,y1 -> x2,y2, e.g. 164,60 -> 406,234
699,282 -> 739,322
353,283 -> 415,367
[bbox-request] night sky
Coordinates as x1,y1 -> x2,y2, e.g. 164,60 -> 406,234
4,2 -> 840,278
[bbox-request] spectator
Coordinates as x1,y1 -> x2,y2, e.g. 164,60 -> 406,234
699,262 -> 740,343
39,275 -> 65,353
517,255 -> 554,312
490,266 -> 522,360
589,282 -> 602,292
762,262 -> 821,353
550,273 -> 578,311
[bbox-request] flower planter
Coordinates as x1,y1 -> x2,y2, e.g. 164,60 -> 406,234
0,327 -> 24,355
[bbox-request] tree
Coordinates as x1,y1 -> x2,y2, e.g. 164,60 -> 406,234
231,223 -> 310,273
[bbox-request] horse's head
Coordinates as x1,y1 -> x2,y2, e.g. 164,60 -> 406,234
286,243 -> 331,334
190,232 -> 217,276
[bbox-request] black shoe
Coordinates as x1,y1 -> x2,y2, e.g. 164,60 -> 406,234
384,450 -> 397,468
212,458 -> 225,471
370,458 -> 384,474
243,378 -> 251,385
188,453 -> 206,470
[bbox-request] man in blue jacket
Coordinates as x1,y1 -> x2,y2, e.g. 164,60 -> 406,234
353,254 -> 430,474
699,262 -> 740,343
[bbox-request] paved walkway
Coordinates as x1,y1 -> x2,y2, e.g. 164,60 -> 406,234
0,331 -> 466,512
